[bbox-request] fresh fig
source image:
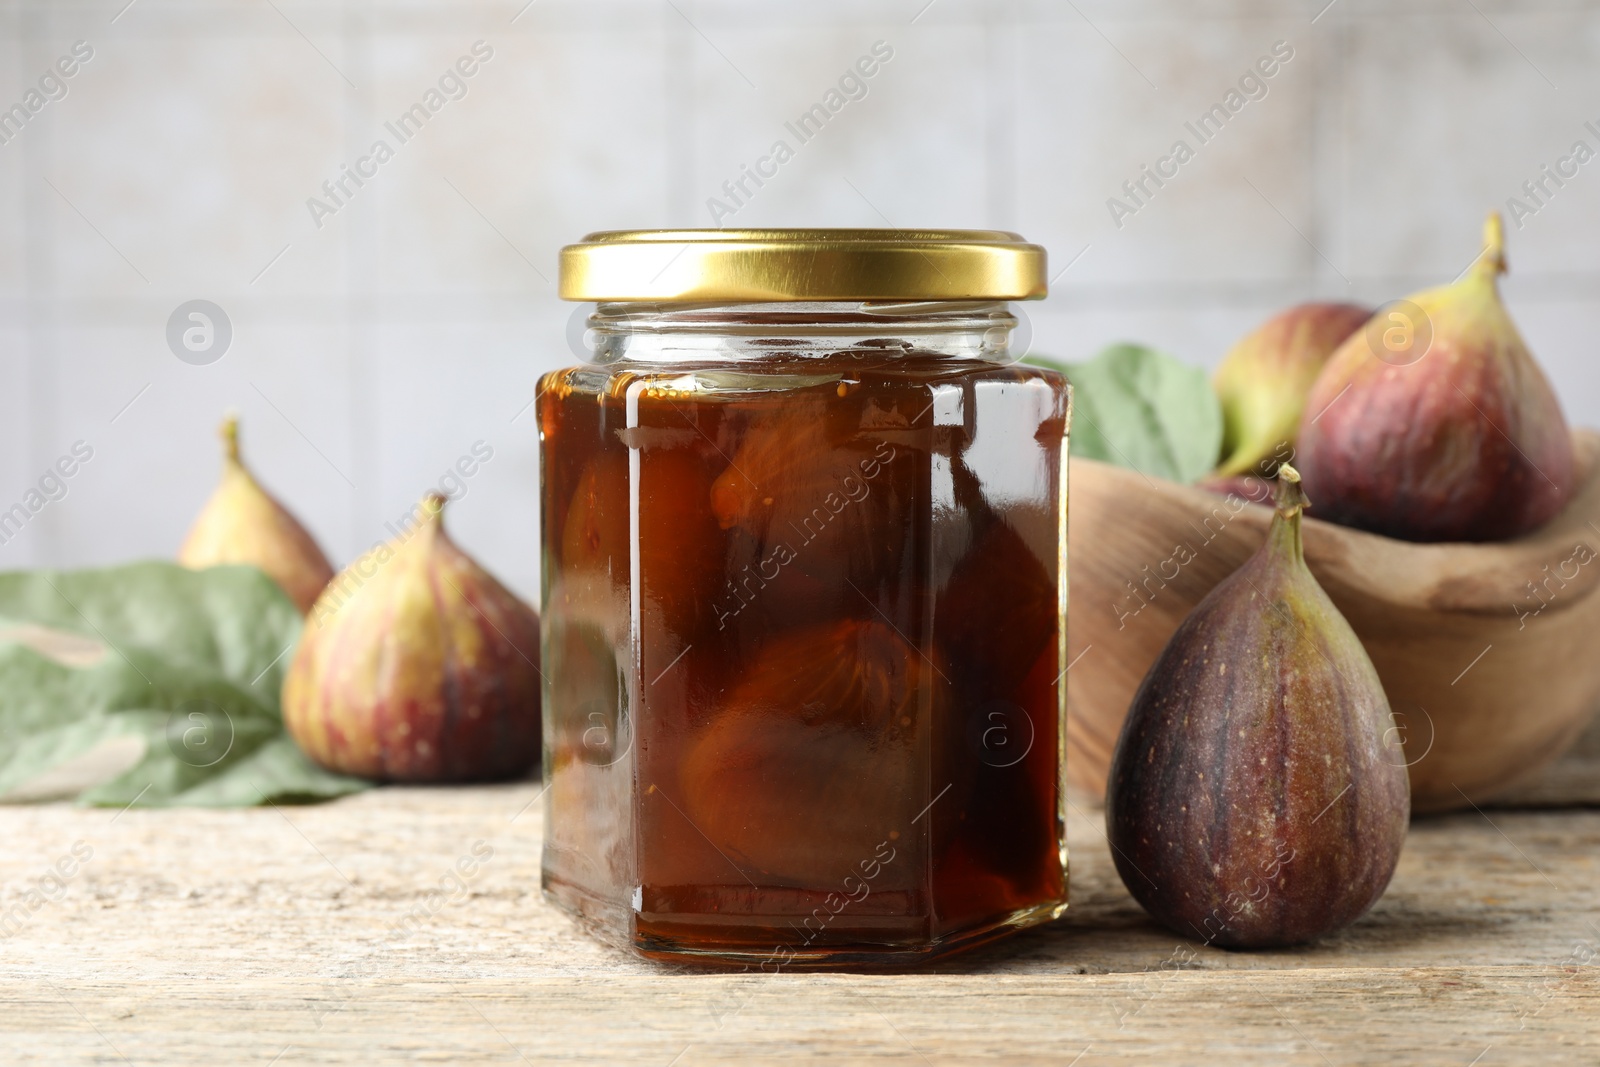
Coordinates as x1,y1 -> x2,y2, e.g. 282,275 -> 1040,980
1213,302 -> 1371,478
178,415 -> 335,614
1105,465 -> 1409,948
1297,214 -> 1575,541
284,494 -> 541,782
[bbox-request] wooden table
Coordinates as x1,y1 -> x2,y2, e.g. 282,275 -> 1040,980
2,731 -> 1599,1066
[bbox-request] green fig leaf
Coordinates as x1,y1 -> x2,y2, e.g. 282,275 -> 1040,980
0,562 -> 369,808
1029,344 -> 1223,485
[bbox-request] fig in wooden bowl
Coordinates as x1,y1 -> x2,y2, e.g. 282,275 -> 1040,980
1066,430 -> 1600,814
1298,214 -> 1576,542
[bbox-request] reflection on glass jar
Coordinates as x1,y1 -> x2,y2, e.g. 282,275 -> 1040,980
539,230 -> 1069,967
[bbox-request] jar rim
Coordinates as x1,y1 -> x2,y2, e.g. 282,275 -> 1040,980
579,301 -> 1022,366
559,229 -> 1047,304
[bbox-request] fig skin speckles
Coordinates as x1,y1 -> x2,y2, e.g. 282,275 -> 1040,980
1105,465 -> 1409,948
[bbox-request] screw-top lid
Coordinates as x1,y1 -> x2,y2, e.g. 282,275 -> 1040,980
558,229 -> 1048,302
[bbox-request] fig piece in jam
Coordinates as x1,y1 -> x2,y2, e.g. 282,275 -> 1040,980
678,619 -> 939,883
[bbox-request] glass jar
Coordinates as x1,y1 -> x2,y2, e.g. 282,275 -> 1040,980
538,230 -> 1070,967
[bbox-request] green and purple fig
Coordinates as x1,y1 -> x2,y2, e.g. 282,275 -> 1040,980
1297,214 -> 1575,541
1105,465 -> 1409,948
284,494 -> 541,782
179,415 -> 335,614
1214,302 -> 1371,478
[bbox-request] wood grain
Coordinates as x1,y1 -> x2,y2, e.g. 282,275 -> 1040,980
2,782 -> 1597,1064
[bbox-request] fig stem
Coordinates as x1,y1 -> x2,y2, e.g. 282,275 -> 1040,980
221,414 -> 241,465
1270,463 -> 1309,565
1474,212 -> 1507,282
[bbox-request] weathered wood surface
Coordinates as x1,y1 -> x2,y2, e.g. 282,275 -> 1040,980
2,769 -> 1598,1066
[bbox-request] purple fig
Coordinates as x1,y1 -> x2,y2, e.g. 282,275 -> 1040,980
1297,214 -> 1575,541
1105,465 -> 1409,948
1214,302 -> 1371,478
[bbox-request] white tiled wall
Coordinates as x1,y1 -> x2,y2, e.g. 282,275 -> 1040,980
4,0 -> 1599,601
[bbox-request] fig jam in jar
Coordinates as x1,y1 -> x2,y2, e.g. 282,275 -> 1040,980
539,230 -> 1070,967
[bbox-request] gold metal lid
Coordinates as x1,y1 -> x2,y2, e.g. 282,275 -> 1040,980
558,229 -> 1047,302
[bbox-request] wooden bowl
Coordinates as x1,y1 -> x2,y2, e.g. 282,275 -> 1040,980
1066,430 -> 1600,814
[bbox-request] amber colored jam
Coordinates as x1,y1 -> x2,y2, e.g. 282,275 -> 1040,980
539,351 -> 1068,966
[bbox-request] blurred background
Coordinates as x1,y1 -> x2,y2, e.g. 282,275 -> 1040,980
3,0 -> 1598,600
